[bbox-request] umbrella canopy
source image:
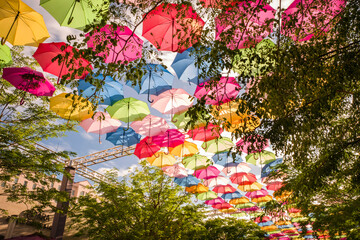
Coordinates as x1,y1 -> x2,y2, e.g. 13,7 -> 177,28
33,42 -> 92,81
229,196 -> 250,205
238,181 -> 263,192
142,3 -> 205,53
174,175 -> 200,187
188,123 -> 223,142
86,25 -> 142,64
0,44 -> 12,67
212,151 -> 243,166
182,154 -> 211,170
49,93 -> 93,121
80,112 -> 121,135
212,202 -> 232,209
134,136 -> 161,159
197,190 -> 218,201
230,172 -> 257,185
203,175 -> 229,188
194,166 -> 220,179
221,191 -> 243,201
171,110 -> 206,130
152,129 -> 185,148
235,202 -> 255,209
246,150 -> 276,165
252,195 -> 273,203
261,158 -> 283,178
146,152 -> 177,167
77,74 -> 124,106
105,127 -> 141,146
204,197 -> 225,205
213,184 -> 237,194
0,0 -> 49,46
220,208 -> 238,214
162,164 -> 188,178
107,97 -> 150,123
2,67 -> 55,97
222,162 -> 251,176
266,181 -> 283,191
246,189 -> 269,198
236,135 -> 269,154
185,183 -> 209,194
151,88 -> 194,116
202,137 -> 234,153
194,77 -> 241,105
131,114 -> 169,137
40,0 -> 108,30
169,141 -> 198,158
215,0 -> 275,50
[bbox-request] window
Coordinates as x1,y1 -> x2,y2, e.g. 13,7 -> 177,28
32,183 -> 37,190
80,191 -> 84,196
23,181 -> 28,187
14,178 -> 19,184
50,182 -> 54,188
58,186 -> 61,191
71,190 -> 75,196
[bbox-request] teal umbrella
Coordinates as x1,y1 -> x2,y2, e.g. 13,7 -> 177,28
0,44 -> 12,68
40,0 -> 108,30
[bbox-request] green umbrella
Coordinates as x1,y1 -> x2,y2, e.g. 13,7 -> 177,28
182,154 -> 211,170
235,202 -> 256,209
106,97 -> 150,128
197,190 -> 218,201
40,0 -> 108,30
245,150 -> 276,165
201,137 -> 234,153
232,213 -> 247,218
172,110 -> 207,130
0,44 -> 12,68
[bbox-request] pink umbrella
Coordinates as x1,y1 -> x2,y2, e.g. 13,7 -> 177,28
188,123 -> 223,142
79,112 -> 121,143
222,162 -> 251,176
194,77 -> 240,106
130,115 -> 169,137
152,129 -> 185,149
203,175 -> 229,188
204,197 -> 225,205
86,25 -> 143,64
2,67 -> 55,103
215,0 -> 275,50
245,189 -> 268,198
212,202 -> 232,209
162,164 -> 188,178
230,172 -> 257,185
194,166 -> 220,179
236,135 -> 269,154
151,88 -> 194,116
213,184 -> 237,194
281,0 -> 346,42
240,206 -> 260,212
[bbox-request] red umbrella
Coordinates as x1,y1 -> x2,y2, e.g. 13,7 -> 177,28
213,184 -> 237,194
33,42 -> 92,83
215,0 -> 275,50
86,25 -> 143,64
142,3 -> 205,53
194,166 -> 220,179
152,129 -> 185,148
254,216 -> 271,223
236,134 -> 269,154
194,77 -> 241,106
266,181 -> 283,191
212,202 -> 232,209
230,172 -> 257,185
188,123 -> 223,142
134,136 -> 161,159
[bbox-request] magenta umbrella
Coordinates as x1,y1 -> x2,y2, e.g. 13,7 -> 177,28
86,25 -> 143,64
2,67 -> 55,103
245,189 -> 268,198
162,164 -> 188,178
204,197 -> 225,205
194,77 -> 240,106
194,166 -> 220,179
215,0 -> 275,50
281,0 -> 346,42
152,129 -> 185,149
236,134 -> 269,154
130,114 -> 169,137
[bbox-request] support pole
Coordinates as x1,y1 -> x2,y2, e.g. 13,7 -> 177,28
4,215 -> 17,239
50,166 -> 75,240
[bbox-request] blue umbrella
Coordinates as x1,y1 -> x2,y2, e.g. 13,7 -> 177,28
277,224 -> 294,229
78,73 -> 124,106
106,127 -> 141,146
261,158 -> 283,178
258,221 -> 274,227
212,151 -> 243,166
126,64 -> 173,102
221,191 -> 243,200
174,175 -> 199,187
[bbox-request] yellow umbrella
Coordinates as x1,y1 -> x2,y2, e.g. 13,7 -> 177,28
185,183 -> 209,194
220,208 -> 237,214
237,182 -> 263,192
252,195 -> 273,203
261,225 -> 278,232
224,113 -> 261,133
50,93 -> 94,121
275,191 -> 292,202
169,141 -> 198,158
146,152 -> 176,167
0,0 -> 49,46
229,196 -> 249,205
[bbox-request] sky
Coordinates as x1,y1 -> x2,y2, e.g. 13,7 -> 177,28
20,0 -> 286,183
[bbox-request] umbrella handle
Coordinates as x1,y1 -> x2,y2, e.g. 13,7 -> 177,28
1,38 -> 6,45
1,11 -> 20,45
67,0 -> 79,25
67,16 -> 74,25
147,92 -> 154,103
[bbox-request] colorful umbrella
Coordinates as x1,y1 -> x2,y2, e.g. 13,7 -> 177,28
215,0 -> 275,50
238,181 -> 263,192
106,97 -> 150,126
33,42 -> 92,82
162,164 -> 188,178
246,189 -> 269,198
182,154 -> 211,170
2,67 -> 55,99
188,123 -> 223,142
235,202 -> 255,209
142,3 -> 205,52
252,195 -> 273,203
230,172 -> 257,185
185,183 -> 209,194
197,190 -> 218,201
236,135 -> 269,154
213,184 -> 237,194
146,152 -> 177,167
134,136 -> 161,159
212,202 -> 232,210
130,115 -> 169,137
246,150 -> 276,165
86,25 -> 142,64
40,0 -> 108,30
229,196 -> 250,205
0,0 -> 49,46
77,74 -> 124,106
266,181 -> 283,191
222,162 -> 251,176
201,137 -> 234,153
152,129 -> 185,148
171,110 -> 206,130
220,208 -> 238,214
203,176 -> 229,188
174,175 -> 200,187
261,158 -> 283,178
151,88 -> 194,116
49,93 -> 93,121
212,151 -> 243,166
204,197 -> 225,205
194,77 -> 241,105
221,191 -> 243,201
194,166 -> 220,180
105,127 -> 141,146
169,141 -> 198,158
0,44 -> 12,67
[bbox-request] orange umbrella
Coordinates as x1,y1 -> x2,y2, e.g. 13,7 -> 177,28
237,182 -> 263,192
252,195 -> 273,203
169,141 -> 198,158
229,196 -> 249,205
185,183 -> 209,194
